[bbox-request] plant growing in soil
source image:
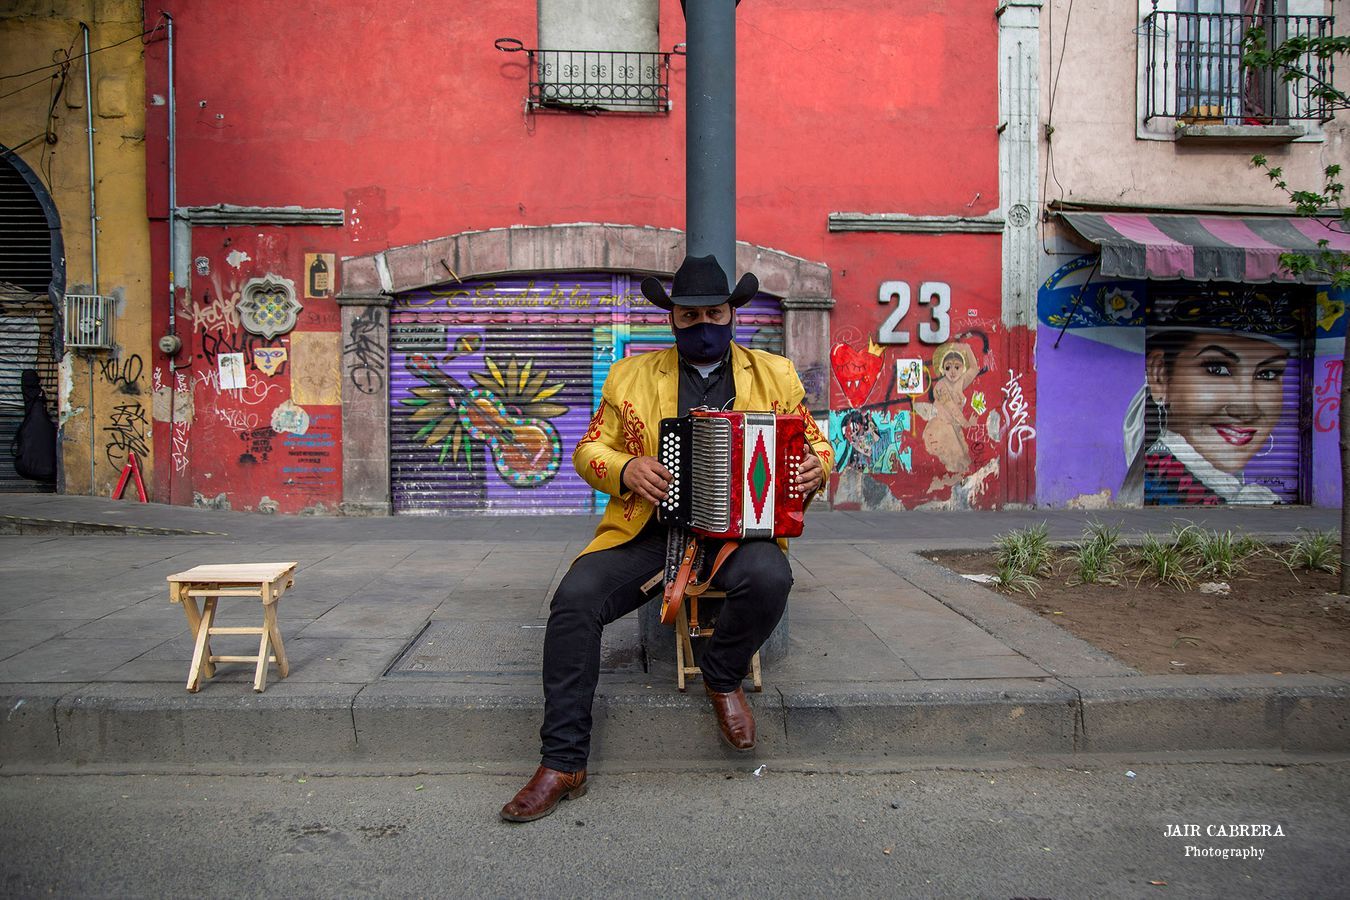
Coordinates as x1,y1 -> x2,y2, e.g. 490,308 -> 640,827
1193,529 -> 1256,580
994,559 -> 1041,597
995,523 -> 1052,577
1282,529 -> 1342,576
992,523 -> 1053,596
1134,534 -> 1193,589
1068,521 -> 1123,585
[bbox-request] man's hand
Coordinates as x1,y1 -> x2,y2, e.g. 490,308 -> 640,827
622,456 -> 672,505
796,451 -> 824,495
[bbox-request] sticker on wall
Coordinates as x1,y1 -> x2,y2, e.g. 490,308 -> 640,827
271,398 -> 311,435
253,346 -> 288,376
305,253 -> 336,299
218,352 -> 247,390
289,331 -> 342,405
895,358 -> 926,394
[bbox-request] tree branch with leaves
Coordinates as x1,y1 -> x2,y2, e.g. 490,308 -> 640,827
1245,24 -> 1349,593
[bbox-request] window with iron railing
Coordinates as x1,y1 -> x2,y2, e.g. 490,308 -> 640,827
1142,0 -> 1335,125
495,39 -> 675,113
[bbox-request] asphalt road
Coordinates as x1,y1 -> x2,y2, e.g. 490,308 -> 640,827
2,760 -> 1348,899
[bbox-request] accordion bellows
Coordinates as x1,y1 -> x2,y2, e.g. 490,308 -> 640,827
657,410 -> 808,540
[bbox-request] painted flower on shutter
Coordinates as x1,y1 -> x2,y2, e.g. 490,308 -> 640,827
401,353 -> 569,487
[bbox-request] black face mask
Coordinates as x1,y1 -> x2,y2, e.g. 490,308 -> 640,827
673,320 -> 733,365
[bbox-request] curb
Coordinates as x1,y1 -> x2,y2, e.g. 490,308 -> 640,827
0,515 -> 224,537
3,675 -> 1347,773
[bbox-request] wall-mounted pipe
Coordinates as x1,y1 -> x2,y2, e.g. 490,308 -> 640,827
164,11 -> 179,504
81,23 -> 98,294
81,22 -> 98,492
166,12 -> 177,338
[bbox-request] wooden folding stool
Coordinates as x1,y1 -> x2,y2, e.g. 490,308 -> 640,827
167,562 -> 297,693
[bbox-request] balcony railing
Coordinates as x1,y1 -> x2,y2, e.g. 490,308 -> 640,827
1142,6 -> 1336,125
495,39 -> 674,113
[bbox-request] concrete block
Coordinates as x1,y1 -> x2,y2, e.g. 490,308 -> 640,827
343,454 -> 387,498
54,683 -> 361,766
1067,675 -> 1304,753
384,242 -> 432,292
793,261 -> 832,299
567,224 -> 609,270
459,228 -> 510,278
1279,681 -> 1350,752
779,679 -> 1076,759
590,681 -> 785,770
352,681 -> 543,767
0,684 -> 66,764
339,256 -> 383,297
749,252 -> 796,297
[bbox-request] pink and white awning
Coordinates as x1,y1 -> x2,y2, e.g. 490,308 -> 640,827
1059,211 -> 1350,283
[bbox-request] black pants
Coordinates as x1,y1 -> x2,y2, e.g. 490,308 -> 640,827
539,528 -> 792,772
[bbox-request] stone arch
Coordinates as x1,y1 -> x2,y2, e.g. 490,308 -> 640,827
337,223 -> 831,301
334,224 -> 834,515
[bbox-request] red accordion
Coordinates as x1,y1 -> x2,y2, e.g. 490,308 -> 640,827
656,410 -> 808,540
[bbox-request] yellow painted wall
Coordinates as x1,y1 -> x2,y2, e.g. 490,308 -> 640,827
0,0 -> 154,497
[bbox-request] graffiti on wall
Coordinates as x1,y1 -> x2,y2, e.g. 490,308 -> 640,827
345,308 -> 386,395
829,409 -> 912,474
1315,360 -> 1342,433
401,352 -> 567,487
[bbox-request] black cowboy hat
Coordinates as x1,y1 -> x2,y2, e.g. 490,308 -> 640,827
640,254 -> 759,310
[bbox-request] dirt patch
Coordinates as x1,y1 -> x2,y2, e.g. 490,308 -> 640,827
923,549 -> 1350,675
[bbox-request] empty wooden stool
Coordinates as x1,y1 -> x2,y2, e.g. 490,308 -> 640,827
167,562 -> 297,693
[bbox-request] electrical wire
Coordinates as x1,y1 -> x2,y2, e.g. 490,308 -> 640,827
0,18 -> 165,81
0,72 -> 59,102
1040,0 -> 1076,256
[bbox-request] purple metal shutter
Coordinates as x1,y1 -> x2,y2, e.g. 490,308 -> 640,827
389,273 -> 783,516
1143,289 -> 1306,506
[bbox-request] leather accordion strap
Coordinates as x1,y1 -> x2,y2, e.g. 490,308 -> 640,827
660,536 -> 700,626
686,540 -> 740,598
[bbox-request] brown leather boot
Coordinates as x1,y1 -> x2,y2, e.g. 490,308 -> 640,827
500,765 -> 588,823
705,682 -> 756,751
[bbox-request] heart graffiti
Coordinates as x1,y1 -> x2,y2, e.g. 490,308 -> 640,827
831,341 -> 885,408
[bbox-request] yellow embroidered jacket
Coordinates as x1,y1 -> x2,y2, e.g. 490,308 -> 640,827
574,343 -> 834,557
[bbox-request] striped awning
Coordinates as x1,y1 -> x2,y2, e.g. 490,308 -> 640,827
1059,211 -> 1350,284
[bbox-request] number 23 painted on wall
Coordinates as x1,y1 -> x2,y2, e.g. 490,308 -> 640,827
877,281 -> 951,345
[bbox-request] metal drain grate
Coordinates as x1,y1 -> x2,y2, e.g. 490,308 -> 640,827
385,619 -> 644,676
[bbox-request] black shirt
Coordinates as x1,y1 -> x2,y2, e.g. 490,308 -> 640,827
676,351 -> 735,416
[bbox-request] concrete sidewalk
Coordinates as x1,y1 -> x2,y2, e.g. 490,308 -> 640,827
0,493 -> 1345,773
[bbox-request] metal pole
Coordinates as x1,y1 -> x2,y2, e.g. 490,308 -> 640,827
684,0 -> 737,283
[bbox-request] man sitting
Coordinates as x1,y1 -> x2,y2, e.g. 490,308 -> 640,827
501,254 -> 833,822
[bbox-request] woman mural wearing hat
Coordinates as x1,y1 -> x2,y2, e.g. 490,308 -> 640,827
1123,291 -> 1300,505
500,254 -> 834,823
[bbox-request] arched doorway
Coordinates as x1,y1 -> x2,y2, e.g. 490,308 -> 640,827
337,225 -> 834,515
0,148 -> 64,491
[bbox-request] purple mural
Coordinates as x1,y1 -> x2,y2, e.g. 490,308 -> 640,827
388,274 -> 783,515
1036,254 -> 1347,509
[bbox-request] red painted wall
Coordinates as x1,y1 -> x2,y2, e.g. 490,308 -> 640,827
142,0 -> 1011,511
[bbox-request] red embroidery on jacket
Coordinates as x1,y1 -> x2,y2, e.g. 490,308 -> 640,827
582,404 -> 605,443
620,401 -> 648,520
590,459 -> 607,479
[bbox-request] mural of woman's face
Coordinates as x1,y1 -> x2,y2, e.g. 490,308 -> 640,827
941,354 -> 965,384
1146,333 -> 1288,474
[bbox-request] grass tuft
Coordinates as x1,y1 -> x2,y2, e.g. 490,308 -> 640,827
1282,529 -> 1341,575
1068,520 -> 1123,585
1134,534 -> 1193,589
